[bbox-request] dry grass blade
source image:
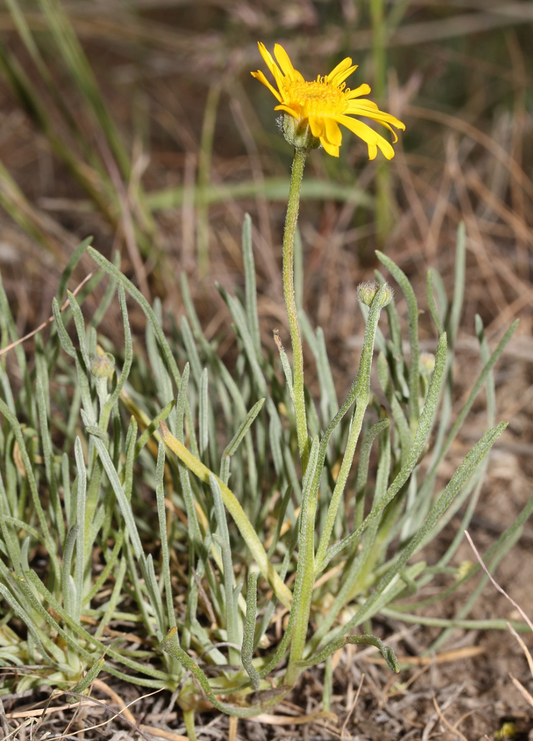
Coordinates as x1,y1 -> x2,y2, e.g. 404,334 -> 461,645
508,626 -> 533,678
0,272 -> 93,357
91,678 -> 140,725
465,529 -> 533,712
508,674 -> 533,709
465,530 -> 533,632
405,105 -> 533,202
46,687 -> 163,740
245,709 -> 338,726
5,700 -> 100,720
432,695 -> 469,741
341,673 -> 364,740
138,728 -> 189,741
367,646 -> 486,667
228,715 -> 238,741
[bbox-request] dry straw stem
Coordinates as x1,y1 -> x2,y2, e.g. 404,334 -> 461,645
465,530 -> 533,633
0,271 -> 93,358
465,529 -> 533,709
245,709 -> 337,726
432,695 -> 469,741
4,686 -> 164,740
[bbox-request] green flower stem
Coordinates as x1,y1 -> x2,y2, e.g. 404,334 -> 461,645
283,147 -> 309,471
285,437 -> 320,686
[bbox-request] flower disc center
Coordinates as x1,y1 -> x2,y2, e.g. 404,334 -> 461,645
286,80 -> 346,116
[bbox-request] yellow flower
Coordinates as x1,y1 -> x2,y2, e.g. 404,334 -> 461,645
251,42 -> 405,159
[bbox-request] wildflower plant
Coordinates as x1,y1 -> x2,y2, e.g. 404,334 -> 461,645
0,41 -> 531,735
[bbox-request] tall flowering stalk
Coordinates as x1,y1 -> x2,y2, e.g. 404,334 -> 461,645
282,147 -> 310,468
252,41 -> 405,472
252,41 -> 406,679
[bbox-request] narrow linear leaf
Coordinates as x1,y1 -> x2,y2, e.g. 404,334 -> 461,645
298,634 -> 399,673
376,251 -> 420,424
242,572 -> 261,690
160,422 -> 292,608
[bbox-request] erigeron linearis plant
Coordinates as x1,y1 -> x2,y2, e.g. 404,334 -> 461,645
0,42 -> 530,731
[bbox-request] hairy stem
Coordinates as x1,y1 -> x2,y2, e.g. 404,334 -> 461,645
283,147 -> 309,471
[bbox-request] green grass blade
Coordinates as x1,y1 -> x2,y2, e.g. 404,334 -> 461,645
242,214 -> 261,354
242,572 -> 261,690
448,222 -> 466,346
156,441 -> 176,632
376,251 -> 420,425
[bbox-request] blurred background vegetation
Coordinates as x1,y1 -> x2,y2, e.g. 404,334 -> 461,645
0,0 -> 531,335
1,0 -> 531,470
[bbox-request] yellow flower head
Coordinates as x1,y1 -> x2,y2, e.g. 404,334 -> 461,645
251,42 -> 405,159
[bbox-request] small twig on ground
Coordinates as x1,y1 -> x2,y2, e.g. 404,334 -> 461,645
341,672 -> 364,740
464,530 -> 533,632
465,529 -> 533,710
432,694 -> 469,741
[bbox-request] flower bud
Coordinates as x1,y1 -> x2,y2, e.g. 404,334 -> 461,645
456,560 -> 475,581
419,352 -> 435,373
91,352 -> 115,380
280,114 -> 320,151
357,281 -> 393,309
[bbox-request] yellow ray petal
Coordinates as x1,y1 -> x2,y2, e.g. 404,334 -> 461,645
328,56 -> 352,77
257,42 -> 280,80
329,64 -> 358,88
346,99 -> 379,112
347,103 -> 406,131
376,138 -> 394,159
274,43 -> 304,82
374,120 -> 399,143
320,137 -> 340,157
346,84 -> 371,100
337,114 -> 395,159
251,70 -> 282,102
274,103 -> 300,118
324,117 -> 342,146
327,57 -> 353,84
371,118 -> 403,142
309,116 -> 325,138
